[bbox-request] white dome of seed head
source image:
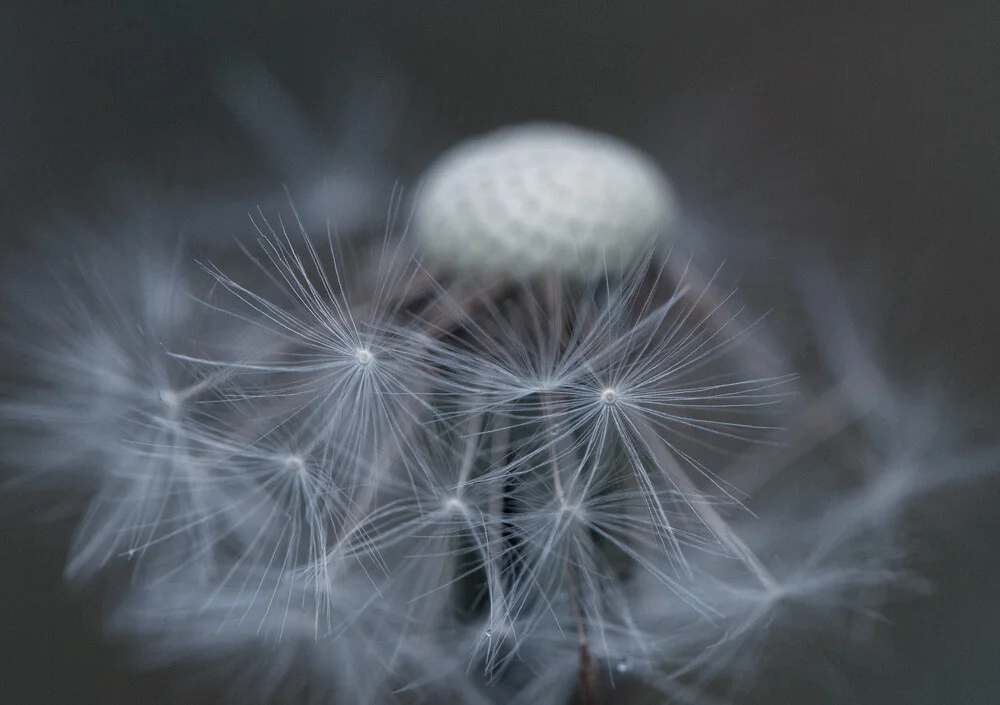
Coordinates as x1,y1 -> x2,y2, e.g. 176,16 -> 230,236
412,123 -> 677,276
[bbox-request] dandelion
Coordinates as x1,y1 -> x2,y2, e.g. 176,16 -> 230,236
2,122 -> 995,705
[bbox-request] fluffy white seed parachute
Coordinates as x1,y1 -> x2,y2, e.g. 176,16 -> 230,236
412,123 -> 678,276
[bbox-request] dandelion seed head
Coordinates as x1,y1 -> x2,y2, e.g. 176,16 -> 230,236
6,111 -> 995,705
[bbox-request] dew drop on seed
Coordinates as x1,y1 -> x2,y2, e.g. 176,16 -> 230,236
601,388 -> 617,405
615,658 -> 630,674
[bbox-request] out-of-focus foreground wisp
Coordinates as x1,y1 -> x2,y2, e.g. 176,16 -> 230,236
2,3 -> 998,705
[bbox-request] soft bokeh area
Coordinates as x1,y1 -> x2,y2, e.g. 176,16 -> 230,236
2,2 -> 998,704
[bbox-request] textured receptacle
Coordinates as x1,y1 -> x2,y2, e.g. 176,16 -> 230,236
412,123 -> 678,277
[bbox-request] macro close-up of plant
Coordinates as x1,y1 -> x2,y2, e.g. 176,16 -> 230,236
2,3 -> 998,705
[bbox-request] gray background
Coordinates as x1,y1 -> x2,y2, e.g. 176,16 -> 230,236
2,1 -> 998,703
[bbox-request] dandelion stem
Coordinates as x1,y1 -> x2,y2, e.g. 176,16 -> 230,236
566,556 -> 599,705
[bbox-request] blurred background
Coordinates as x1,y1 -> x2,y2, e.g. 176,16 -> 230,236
1,1 -> 998,703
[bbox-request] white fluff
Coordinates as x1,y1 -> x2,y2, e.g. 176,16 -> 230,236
3,129 -> 996,705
